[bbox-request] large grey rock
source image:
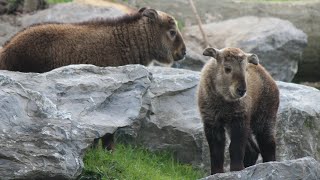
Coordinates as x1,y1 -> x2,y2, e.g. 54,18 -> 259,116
0,65 -> 152,179
201,157 -> 320,180
20,2 -> 125,27
0,65 -> 319,179
0,16 -> 20,46
0,2 -> 125,46
181,16 -> 307,82
117,67 -> 208,167
127,0 -> 320,82
276,81 -> 320,161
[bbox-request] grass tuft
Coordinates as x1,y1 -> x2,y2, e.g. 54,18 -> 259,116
78,144 -> 206,180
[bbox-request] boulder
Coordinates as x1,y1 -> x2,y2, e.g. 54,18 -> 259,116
181,16 -> 307,82
116,67 -> 208,167
128,0 -> 320,82
201,157 -> 320,180
0,20 -> 20,45
0,65 -> 152,179
0,65 -> 319,179
20,2 -> 125,27
0,2 -> 125,46
276,81 -> 320,161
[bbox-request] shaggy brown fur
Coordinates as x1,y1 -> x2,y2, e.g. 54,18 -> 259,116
198,47 -> 279,174
0,7 -> 186,72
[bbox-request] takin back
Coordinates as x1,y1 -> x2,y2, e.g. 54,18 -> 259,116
0,7 -> 186,73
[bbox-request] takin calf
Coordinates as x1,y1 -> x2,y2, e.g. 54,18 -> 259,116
0,7 -> 186,72
197,47 -> 279,174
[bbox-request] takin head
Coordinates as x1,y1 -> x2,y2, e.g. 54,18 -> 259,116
139,7 -> 186,65
203,47 -> 259,101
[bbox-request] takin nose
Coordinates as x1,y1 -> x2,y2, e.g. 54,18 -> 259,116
181,46 -> 186,56
236,87 -> 247,97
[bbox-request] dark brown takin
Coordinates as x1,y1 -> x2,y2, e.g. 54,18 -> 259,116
0,7 -> 186,72
197,47 -> 279,174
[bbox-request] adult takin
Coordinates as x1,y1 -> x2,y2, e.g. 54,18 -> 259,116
197,47 -> 279,174
0,7 -> 186,72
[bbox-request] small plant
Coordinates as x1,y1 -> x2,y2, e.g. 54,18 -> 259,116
79,144 -> 206,180
176,19 -> 185,31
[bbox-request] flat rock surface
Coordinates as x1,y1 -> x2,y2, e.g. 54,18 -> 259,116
201,157 -> 320,180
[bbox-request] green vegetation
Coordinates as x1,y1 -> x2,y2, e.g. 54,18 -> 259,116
176,19 -> 185,31
46,0 -> 72,4
79,144 -> 206,180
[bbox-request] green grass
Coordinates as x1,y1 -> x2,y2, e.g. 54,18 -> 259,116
46,0 -> 72,4
79,144 -> 206,180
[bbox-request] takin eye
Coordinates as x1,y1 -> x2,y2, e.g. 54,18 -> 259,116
224,67 -> 232,74
169,30 -> 176,38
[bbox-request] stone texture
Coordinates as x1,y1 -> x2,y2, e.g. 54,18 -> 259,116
0,2 -> 125,46
0,65 -> 319,179
0,16 -> 20,46
0,65 -> 152,179
116,67 -> 208,167
201,157 -> 320,180
20,2 -> 125,27
127,0 -> 320,82
181,16 -> 307,82
276,81 -> 320,161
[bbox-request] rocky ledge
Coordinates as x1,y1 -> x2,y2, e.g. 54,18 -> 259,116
0,65 -> 319,179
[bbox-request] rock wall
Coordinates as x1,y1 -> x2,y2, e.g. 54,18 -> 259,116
0,65 -> 319,179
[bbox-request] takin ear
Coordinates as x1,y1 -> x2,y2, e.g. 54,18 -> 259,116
247,54 -> 259,65
141,8 -> 159,21
203,47 -> 219,59
138,7 -> 147,13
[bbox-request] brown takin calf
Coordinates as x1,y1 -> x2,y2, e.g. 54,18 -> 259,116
197,47 -> 279,174
0,7 -> 186,73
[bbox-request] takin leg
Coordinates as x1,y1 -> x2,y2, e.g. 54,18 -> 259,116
243,134 -> 260,168
256,127 -> 276,162
204,122 -> 226,174
101,133 -> 115,151
92,133 -> 115,151
229,119 -> 249,171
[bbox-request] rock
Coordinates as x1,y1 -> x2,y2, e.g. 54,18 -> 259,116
23,0 -> 47,13
0,65 -> 152,179
0,19 -> 20,45
276,81 -> 320,161
0,65 -> 319,179
128,0 -> 320,82
181,16 -> 307,82
116,67 -> 208,167
0,2 -> 126,46
201,157 -> 320,180
20,2 -> 125,27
